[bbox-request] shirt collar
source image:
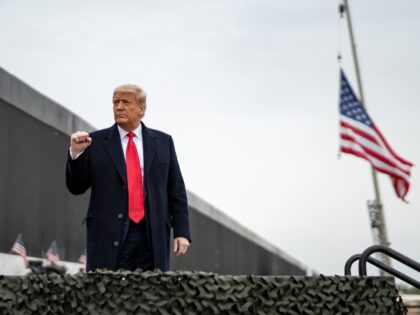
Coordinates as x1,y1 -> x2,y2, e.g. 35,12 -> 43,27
117,123 -> 142,141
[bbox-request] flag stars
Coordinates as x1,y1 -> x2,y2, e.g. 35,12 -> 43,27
340,73 -> 377,128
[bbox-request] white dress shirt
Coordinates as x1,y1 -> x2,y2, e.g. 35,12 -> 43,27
117,124 -> 144,177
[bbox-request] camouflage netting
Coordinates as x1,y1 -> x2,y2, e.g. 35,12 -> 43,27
0,271 -> 405,314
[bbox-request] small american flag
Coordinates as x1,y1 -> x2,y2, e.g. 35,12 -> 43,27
339,69 -> 413,200
46,240 -> 60,264
10,233 -> 29,268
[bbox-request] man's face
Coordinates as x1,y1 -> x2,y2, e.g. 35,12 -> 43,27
113,91 -> 145,131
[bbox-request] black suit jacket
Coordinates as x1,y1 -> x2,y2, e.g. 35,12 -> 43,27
66,122 -> 191,271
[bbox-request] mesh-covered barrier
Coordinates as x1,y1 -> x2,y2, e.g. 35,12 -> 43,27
0,271 -> 405,314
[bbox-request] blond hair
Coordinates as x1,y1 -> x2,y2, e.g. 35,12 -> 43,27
113,84 -> 147,105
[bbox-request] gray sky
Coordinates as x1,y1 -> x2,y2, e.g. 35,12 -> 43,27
1,0 -> 419,277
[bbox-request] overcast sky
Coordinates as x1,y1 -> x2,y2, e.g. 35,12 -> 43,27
1,0 -> 419,277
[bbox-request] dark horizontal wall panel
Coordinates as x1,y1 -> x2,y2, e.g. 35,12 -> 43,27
0,98 -> 88,261
172,207 -> 305,275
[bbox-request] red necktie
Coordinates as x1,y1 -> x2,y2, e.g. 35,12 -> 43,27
126,132 -> 144,223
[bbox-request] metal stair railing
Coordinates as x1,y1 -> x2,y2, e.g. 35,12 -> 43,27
344,245 -> 420,289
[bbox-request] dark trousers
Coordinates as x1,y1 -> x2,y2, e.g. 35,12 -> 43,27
116,219 -> 154,271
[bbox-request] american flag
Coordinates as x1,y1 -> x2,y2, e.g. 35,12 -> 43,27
10,233 -> 29,268
339,69 -> 413,200
46,240 -> 60,264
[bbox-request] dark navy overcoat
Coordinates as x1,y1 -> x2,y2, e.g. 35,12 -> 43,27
66,123 -> 191,271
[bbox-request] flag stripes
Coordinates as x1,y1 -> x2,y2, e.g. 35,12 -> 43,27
10,233 -> 29,268
46,240 -> 60,264
339,69 -> 413,200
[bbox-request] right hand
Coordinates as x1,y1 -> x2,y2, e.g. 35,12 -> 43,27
70,131 -> 92,156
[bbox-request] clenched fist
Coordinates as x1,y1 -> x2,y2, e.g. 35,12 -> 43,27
70,131 -> 92,157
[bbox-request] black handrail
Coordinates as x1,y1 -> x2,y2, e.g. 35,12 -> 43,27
345,253 -> 420,289
345,254 -> 389,275
345,245 -> 420,289
345,254 -> 361,275
359,245 -> 420,275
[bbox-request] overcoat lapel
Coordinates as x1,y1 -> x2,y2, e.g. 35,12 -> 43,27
103,124 -> 127,184
142,122 -> 156,178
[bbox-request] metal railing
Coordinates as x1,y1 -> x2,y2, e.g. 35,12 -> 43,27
344,245 -> 420,289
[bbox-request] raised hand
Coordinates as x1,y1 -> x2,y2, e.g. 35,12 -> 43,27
70,131 -> 92,157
